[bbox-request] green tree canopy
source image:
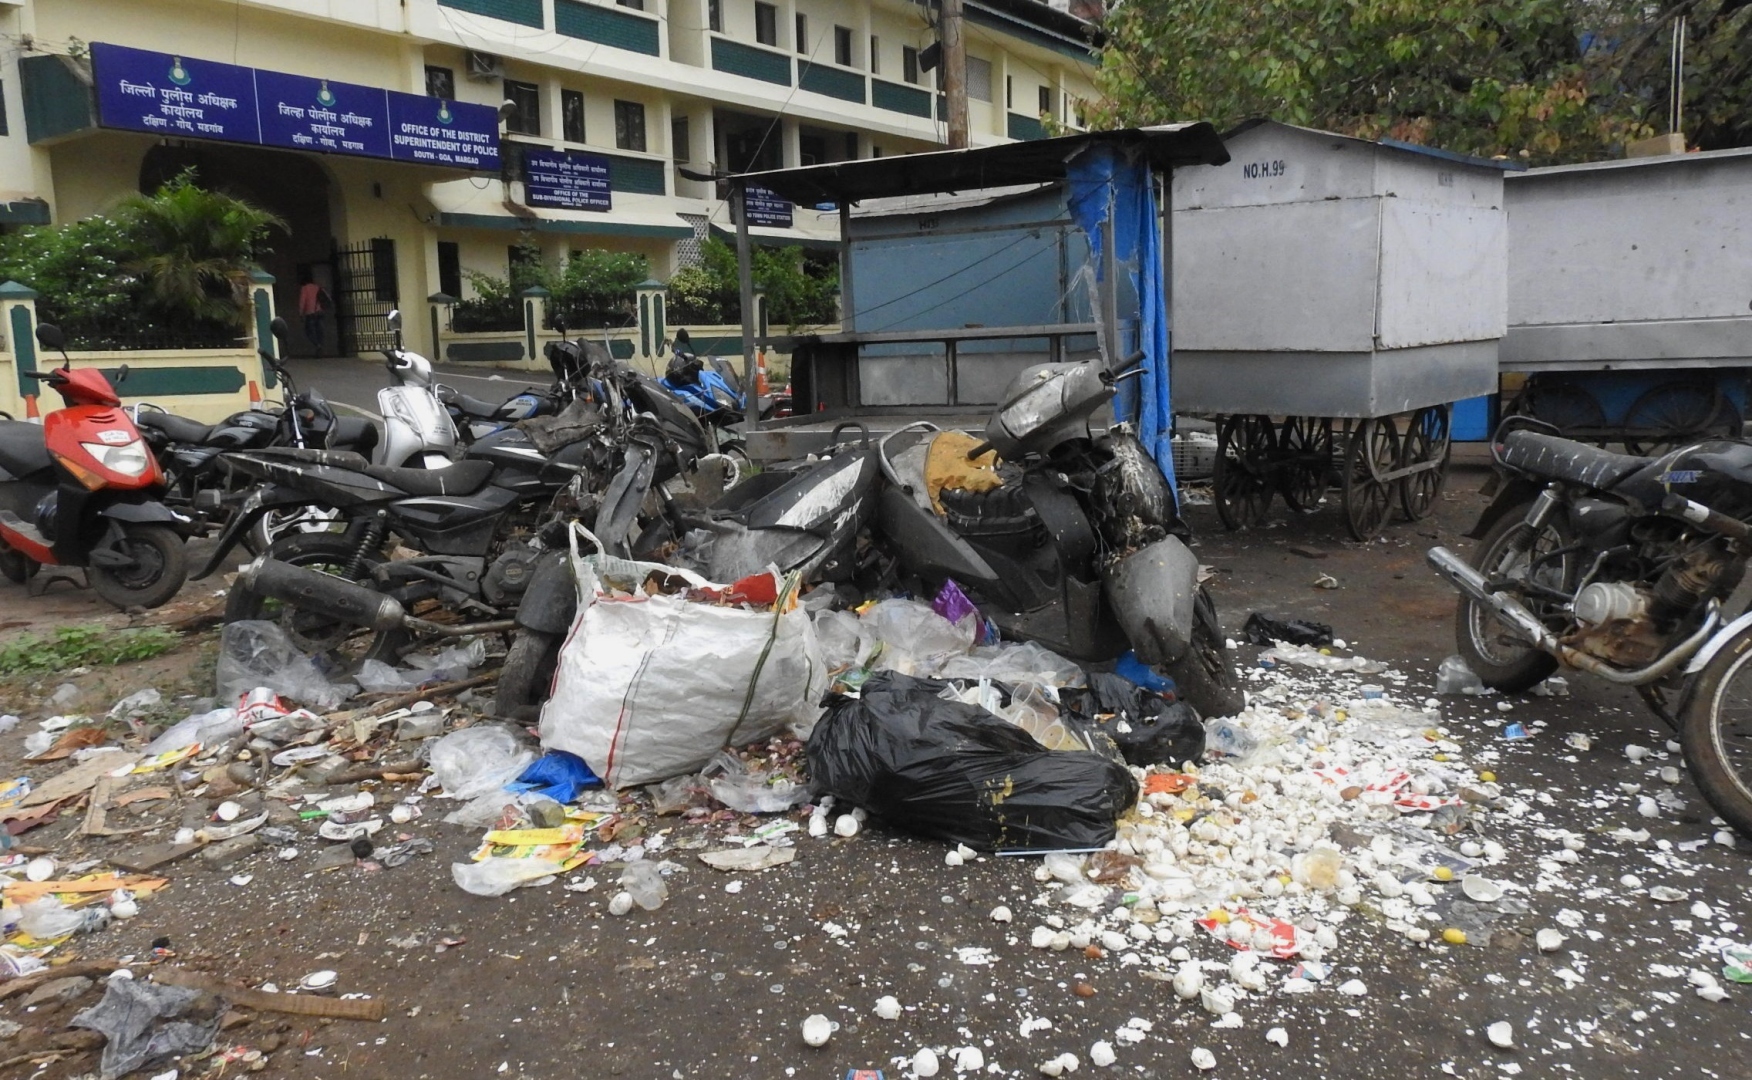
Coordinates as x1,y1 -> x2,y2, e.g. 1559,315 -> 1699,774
1089,0 -> 1751,163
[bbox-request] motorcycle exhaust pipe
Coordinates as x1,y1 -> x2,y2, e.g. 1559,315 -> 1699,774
237,557 -> 406,633
1426,547 -> 1559,652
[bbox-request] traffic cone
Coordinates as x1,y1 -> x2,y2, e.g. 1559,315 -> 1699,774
247,380 -> 263,409
756,348 -> 770,397
23,394 -> 40,423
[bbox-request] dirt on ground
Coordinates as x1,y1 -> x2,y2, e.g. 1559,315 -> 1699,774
1,465 -> 1748,1080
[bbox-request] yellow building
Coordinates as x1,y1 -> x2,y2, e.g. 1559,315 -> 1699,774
1,0 -> 1099,366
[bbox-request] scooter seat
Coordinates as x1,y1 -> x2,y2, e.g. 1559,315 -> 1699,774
446,391 -> 505,421
361,459 -> 495,496
137,411 -> 214,444
0,420 -> 51,478
1497,430 -> 1651,490
330,416 -> 379,459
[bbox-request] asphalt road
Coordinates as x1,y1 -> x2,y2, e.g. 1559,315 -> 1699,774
287,355 -> 554,420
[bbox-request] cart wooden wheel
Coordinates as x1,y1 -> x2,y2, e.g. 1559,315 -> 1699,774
1278,415 -> 1334,513
1623,381 -> 1741,456
1341,419 -> 1399,541
1397,404 -> 1451,521
1515,377 -> 1607,443
1213,414 -> 1278,531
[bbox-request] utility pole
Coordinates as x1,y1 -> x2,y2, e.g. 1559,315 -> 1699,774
942,0 -> 968,149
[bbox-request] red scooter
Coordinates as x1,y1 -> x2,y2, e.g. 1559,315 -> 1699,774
0,324 -> 194,608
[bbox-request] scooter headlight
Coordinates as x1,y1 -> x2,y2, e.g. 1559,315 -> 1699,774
996,381 -> 1060,437
79,439 -> 151,478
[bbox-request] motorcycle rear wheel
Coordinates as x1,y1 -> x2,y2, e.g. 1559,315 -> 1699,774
89,523 -> 187,610
1160,587 -> 1246,719
1678,631 -> 1752,839
224,531 -> 406,671
1455,508 -> 1574,694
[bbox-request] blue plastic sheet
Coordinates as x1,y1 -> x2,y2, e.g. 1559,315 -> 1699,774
1066,144 -> 1177,496
508,750 -> 601,803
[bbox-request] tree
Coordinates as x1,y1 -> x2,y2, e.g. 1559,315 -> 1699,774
119,168 -> 284,328
666,238 -> 839,327
1089,0 -> 1751,163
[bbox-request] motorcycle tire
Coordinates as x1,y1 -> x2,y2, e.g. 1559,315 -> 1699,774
1455,507 -> 1575,694
1160,587 -> 1247,719
1676,630 -> 1752,839
495,629 -> 562,723
245,505 -> 345,557
0,545 -> 37,584
88,523 -> 187,610
223,531 -> 407,671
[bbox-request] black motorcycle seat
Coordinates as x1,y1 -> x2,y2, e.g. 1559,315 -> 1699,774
362,459 -> 495,496
0,420 -> 51,477
137,410 -> 214,444
1498,430 -> 1652,490
447,391 -> 505,420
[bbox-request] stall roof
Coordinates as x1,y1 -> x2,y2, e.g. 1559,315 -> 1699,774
731,123 -> 1229,207
1222,119 -> 1526,172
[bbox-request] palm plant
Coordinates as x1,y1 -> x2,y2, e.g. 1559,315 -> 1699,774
117,169 -> 284,330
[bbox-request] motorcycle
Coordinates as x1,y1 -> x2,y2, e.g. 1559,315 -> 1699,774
1427,421 -> 1752,837
0,323 -> 196,608
660,329 -> 749,464
134,317 -> 377,552
376,309 -> 460,469
871,354 -> 1245,720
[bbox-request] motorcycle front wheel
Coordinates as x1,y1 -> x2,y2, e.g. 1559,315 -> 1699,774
1161,587 -> 1246,719
89,523 -> 188,610
1455,508 -> 1575,694
1677,631 -> 1752,839
495,629 -> 561,722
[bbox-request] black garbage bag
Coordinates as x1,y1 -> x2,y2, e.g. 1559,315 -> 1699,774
1058,671 -> 1205,767
806,671 -> 1139,852
1242,612 -> 1334,647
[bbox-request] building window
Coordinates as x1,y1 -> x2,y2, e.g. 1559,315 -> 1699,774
966,56 -> 993,102
503,78 -> 541,136
1005,75 -> 1012,109
560,89 -> 586,144
437,242 -> 461,301
754,2 -> 776,47
425,65 -> 455,100
869,36 -> 880,75
614,99 -> 647,152
508,244 -> 537,280
616,0 -> 643,8
672,116 -> 690,162
0,79 -> 8,137
708,0 -> 722,32
1039,85 -> 1052,116
834,26 -> 853,67
844,131 -> 858,159
794,13 -> 808,55
902,46 -> 919,85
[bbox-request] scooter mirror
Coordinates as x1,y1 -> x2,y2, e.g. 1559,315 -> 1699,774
386,309 -> 403,331
269,316 -> 291,345
552,315 -> 567,336
113,363 -> 130,385
34,323 -> 65,352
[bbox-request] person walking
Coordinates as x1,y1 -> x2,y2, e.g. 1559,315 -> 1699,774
298,272 -> 329,355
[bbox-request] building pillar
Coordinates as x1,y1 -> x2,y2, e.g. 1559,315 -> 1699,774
0,280 -> 41,421
248,267 -> 278,393
520,285 -> 550,362
635,279 -> 665,363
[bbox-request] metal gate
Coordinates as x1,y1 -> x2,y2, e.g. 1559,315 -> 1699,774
333,238 -> 399,356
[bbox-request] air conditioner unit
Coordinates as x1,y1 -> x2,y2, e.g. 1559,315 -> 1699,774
466,51 -> 503,81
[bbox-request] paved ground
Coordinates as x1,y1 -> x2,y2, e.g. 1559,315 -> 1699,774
288,356 -> 554,420
1,470 -> 1749,1079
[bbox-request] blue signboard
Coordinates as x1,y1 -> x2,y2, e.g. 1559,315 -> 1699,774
255,69 -> 391,159
387,91 -> 501,171
524,148 -> 612,211
92,42 -> 260,144
746,184 -> 794,228
89,42 -> 499,173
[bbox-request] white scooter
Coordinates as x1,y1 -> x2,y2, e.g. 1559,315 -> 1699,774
376,309 -> 459,469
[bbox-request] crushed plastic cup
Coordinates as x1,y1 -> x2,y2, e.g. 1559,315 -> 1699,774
1435,655 -> 1485,695
1502,723 -> 1530,740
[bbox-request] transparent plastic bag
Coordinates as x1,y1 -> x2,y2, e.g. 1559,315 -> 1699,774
355,659 -> 417,694
862,599 -> 976,676
814,609 -> 878,674
144,708 -> 243,755
428,726 -> 537,801
936,641 -> 1085,689
620,861 -> 669,910
17,896 -> 84,939
215,621 -> 353,711
451,856 -> 566,897
702,750 -> 810,813
406,638 -> 488,683
1434,655 -> 1486,695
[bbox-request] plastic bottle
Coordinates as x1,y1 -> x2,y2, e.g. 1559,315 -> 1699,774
620,861 -> 668,911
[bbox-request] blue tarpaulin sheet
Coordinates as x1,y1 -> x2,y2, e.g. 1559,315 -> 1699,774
1066,144 -> 1176,496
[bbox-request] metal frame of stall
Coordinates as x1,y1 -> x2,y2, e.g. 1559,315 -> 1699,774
717,125 -> 1231,460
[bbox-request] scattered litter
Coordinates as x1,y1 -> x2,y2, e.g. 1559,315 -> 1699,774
1487,1021 -> 1514,1049
1242,613 -> 1333,647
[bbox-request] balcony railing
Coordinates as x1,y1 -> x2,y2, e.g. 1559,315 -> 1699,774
798,62 -> 865,104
